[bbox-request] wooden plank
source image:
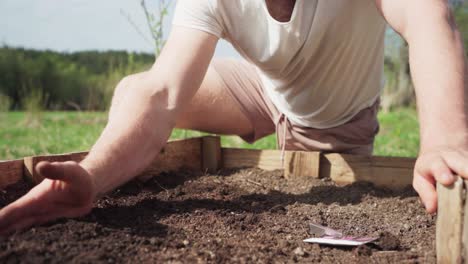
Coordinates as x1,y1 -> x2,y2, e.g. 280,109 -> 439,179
463,180 -> 468,264
0,159 -> 24,189
321,153 -> 415,189
202,136 -> 222,173
18,143 -> 417,190
222,148 -> 284,171
138,137 -> 203,181
24,152 -> 88,183
436,178 -> 464,264
21,137 -> 205,184
284,151 -> 320,179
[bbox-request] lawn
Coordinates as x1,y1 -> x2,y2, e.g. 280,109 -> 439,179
0,109 -> 419,160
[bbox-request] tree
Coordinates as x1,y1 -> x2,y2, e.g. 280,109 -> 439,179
122,0 -> 171,58
140,0 -> 171,57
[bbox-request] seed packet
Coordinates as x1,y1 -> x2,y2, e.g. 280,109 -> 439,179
304,223 -> 378,246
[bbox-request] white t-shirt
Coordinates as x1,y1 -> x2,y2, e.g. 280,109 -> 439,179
173,0 -> 387,129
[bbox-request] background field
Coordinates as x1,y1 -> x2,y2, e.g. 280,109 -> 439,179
0,109 -> 419,160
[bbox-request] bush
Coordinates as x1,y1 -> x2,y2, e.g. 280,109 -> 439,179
0,93 -> 12,112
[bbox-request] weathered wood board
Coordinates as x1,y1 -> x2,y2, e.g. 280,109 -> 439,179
222,148 -> 414,188
321,154 -> 415,189
138,137 -> 203,181
436,179 -> 465,264
463,180 -> 468,264
19,138 -> 205,184
2,137 -> 416,190
202,136 -> 222,173
0,159 -> 24,188
222,148 -> 320,179
283,151 -> 320,179
222,148 -> 285,171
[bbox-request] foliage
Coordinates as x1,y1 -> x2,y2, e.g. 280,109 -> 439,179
454,2 -> 468,51
0,47 -> 154,111
0,93 -> 12,112
21,88 -> 46,127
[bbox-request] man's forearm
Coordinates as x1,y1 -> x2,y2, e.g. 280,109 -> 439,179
405,6 -> 468,152
77,27 -> 218,198
80,73 -> 177,197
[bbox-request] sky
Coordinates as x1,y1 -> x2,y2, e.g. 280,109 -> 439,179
0,0 -> 240,57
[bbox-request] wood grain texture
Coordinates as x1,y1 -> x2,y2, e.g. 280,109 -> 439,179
0,159 -> 24,189
436,178 -> 464,264
464,180 -> 468,264
321,154 -> 415,189
13,141 -> 417,190
138,137 -> 202,181
24,152 -> 88,183
222,148 -> 284,171
21,138 -> 205,184
202,136 -> 222,173
283,151 -> 320,179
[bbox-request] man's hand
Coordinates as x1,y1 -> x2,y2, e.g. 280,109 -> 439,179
413,147 -> 468,214
0,161 -> 95,235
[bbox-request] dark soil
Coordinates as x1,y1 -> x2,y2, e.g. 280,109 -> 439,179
0,169 -> 436,263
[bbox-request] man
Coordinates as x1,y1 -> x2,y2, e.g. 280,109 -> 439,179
0,0 -> 467,235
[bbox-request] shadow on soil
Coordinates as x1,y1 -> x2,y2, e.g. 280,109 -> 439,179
0,169 -> 418,239
78,169 -> 418,236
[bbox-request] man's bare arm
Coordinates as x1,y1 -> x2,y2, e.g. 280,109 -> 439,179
0,27 -> 219,234
83,27 -> 218,195
375,0 -> 468,212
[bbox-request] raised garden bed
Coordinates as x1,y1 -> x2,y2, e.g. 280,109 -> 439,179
0,136 -> 447,263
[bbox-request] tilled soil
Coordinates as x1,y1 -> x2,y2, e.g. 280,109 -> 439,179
0,169 -> 435,263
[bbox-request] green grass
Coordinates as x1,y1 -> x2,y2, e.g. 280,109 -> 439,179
374,109 -> 419,157
0,109 -> 419,160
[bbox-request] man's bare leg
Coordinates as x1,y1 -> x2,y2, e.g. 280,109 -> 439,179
176,66 -> 253,136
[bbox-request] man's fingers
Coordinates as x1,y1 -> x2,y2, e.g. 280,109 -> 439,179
443,150 -> 468,179
37,161 -> 68,181
0,205 -> 40,235
417,156 -> 455,186
37,161 -> 93,194
413,173 -> 437,213
0,203 -> 86,236
0,192 -> 41,232
0,204 -> 26,231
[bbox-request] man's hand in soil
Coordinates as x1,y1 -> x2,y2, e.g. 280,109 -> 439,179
0,161 -> 95,235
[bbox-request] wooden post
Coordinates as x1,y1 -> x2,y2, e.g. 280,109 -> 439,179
436,178 -> 464,264
137,137 -> 204,182
283,151 -> 320,179
464,180 -> 468,264
202,136 -> 222,173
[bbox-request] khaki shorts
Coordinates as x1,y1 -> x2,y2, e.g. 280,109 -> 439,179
211,58 -> 380,155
